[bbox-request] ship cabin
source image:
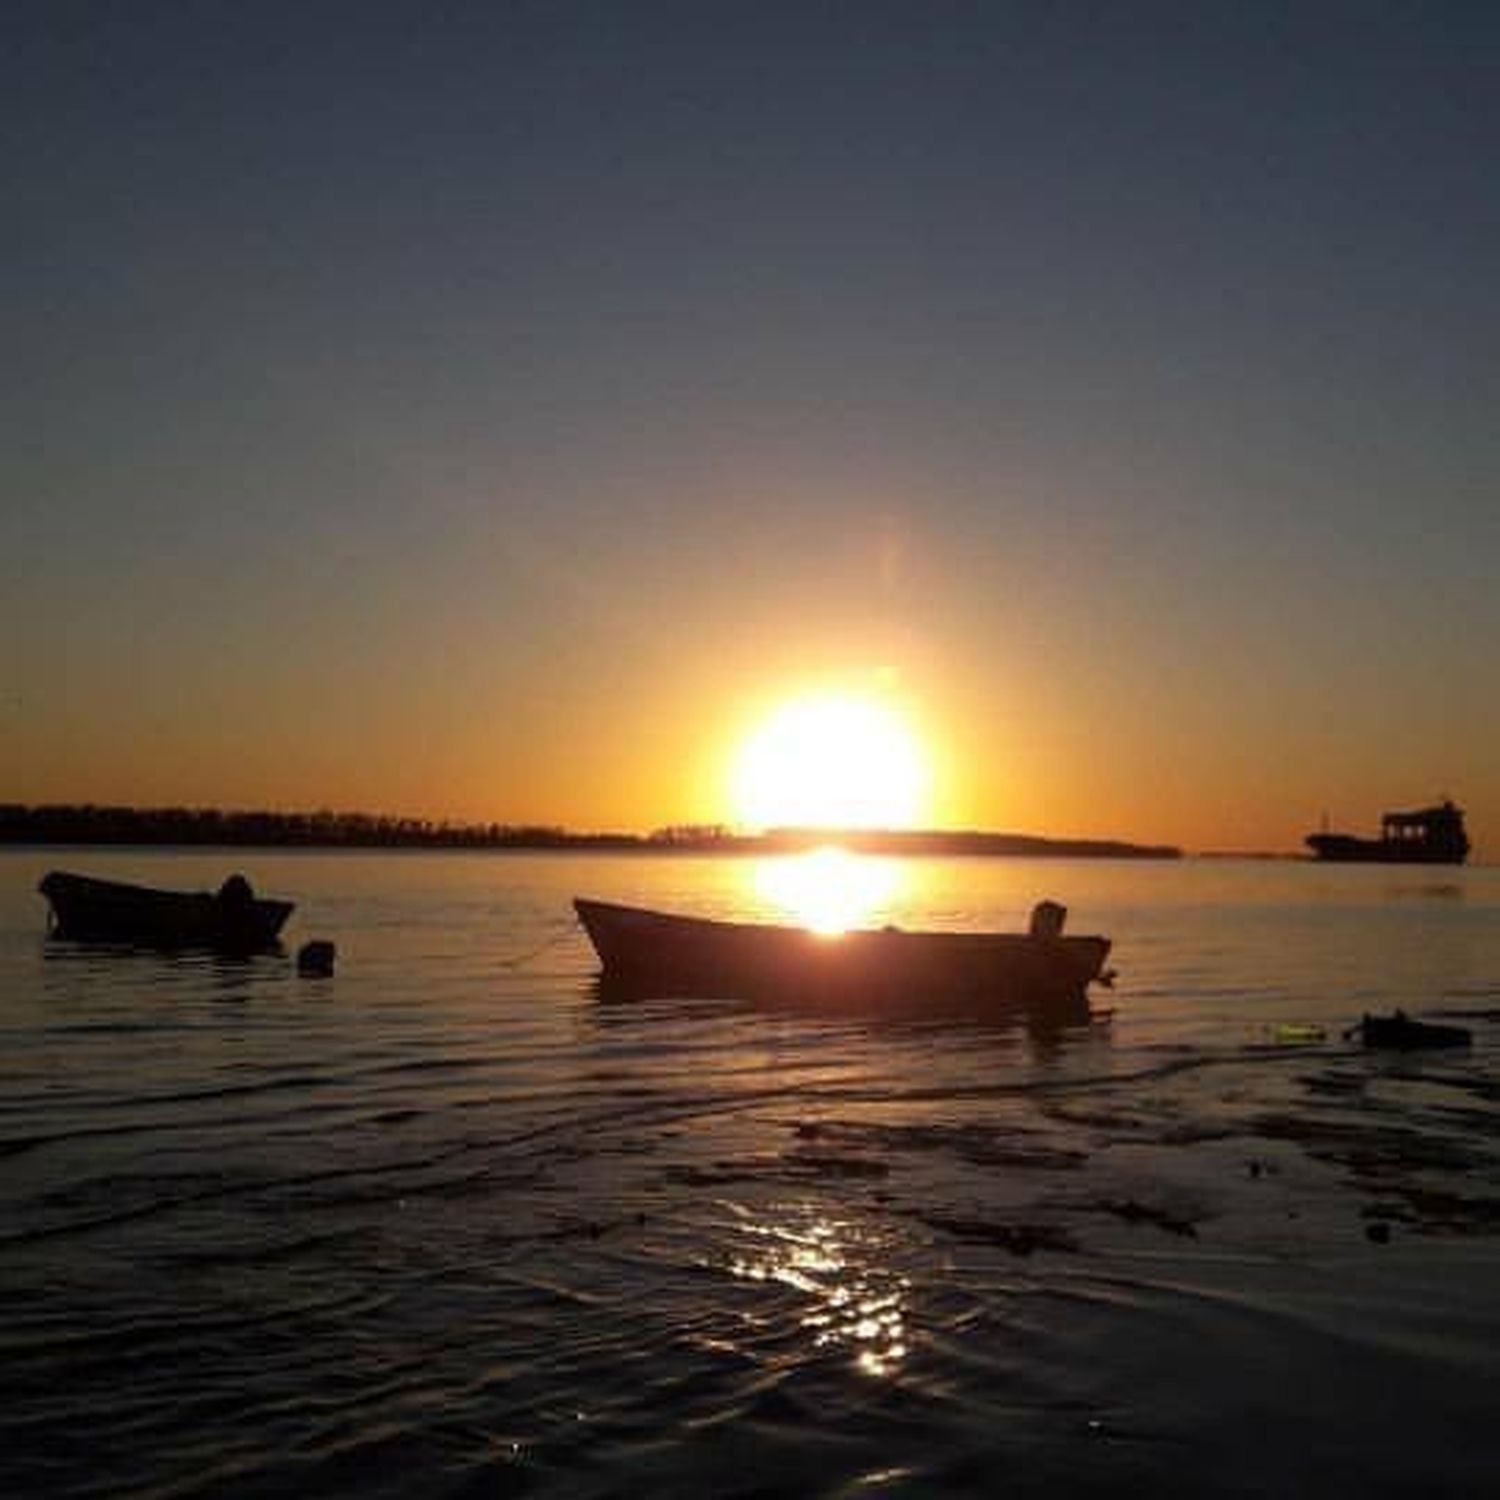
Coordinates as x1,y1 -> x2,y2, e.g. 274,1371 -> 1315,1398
1381,800 -> 1469,858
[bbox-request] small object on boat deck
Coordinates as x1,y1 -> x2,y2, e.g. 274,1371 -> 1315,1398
1346,1010 -> 1472,1050
1273,1023 -> 1326,1044
38,870 -> 293,950
573,897 -> 1112,1016
297,940 -> 336,977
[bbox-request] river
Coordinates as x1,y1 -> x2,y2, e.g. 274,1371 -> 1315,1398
2,848 -> 1497,1497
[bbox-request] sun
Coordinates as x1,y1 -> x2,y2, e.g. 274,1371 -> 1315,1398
731,694 -> 930,831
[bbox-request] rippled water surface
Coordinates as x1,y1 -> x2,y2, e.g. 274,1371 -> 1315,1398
3,850 -> 1498,1497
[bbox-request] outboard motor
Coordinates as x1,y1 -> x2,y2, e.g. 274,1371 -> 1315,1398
1029,901 -> 1067,938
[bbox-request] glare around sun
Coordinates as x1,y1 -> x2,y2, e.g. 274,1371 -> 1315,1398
731,695 -> 930,831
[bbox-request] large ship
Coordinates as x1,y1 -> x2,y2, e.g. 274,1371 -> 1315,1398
1306,801 -> 1470,865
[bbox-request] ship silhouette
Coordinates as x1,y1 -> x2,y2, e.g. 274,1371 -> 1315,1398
1306,801 -> 1469,865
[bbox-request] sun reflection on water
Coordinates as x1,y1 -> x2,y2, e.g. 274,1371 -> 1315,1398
727,1209 -> 910,1378
750,847 -> 906,934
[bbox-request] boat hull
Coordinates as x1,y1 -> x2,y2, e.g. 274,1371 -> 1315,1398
574,898 -> 1110,1017
1306,834 -> 1466,864
39,872 -> 293,951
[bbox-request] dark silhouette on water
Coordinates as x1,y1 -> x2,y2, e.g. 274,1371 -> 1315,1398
574,897 -> 1112,1020
296,939 -> 337,976
1307,801 -> 1469,864
38,870 -> 294,951
1346,1010 -> 1473,1049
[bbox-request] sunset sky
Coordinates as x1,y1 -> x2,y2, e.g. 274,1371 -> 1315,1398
5,3 -> 1497,854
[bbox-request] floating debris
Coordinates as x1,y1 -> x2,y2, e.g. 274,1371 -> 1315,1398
1274,1023 -> 1327,1044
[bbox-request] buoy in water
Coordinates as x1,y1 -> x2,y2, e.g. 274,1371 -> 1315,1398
297,939 -> 336,977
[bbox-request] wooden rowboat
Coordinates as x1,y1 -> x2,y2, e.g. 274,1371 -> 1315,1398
574,898 -> 1111,1016
39,870 -> 293,951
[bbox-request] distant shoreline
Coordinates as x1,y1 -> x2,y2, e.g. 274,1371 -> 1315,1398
0,805 -> 1182,860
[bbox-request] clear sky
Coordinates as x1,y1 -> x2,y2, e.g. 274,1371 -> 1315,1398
4,2 -> 1497,853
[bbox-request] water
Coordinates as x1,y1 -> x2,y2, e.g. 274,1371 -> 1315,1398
2,849 -> 1498,1498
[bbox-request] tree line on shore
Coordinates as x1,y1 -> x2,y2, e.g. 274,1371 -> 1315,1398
0,804 -> 1180,858
0,804 -> 638,848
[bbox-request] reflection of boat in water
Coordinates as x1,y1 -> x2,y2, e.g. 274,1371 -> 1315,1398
1306,801 -> 1469,865
39,871 -> 293,951
574,898 -> 1111,1017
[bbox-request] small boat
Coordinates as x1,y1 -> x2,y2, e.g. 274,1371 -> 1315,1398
1307,801 -> 1469,864
38,871 -> 294,951
1347,1011 -> 1473,1050
574,897 -> 1112,1016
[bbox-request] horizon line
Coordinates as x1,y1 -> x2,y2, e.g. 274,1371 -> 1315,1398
0,803 -> 1185,858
